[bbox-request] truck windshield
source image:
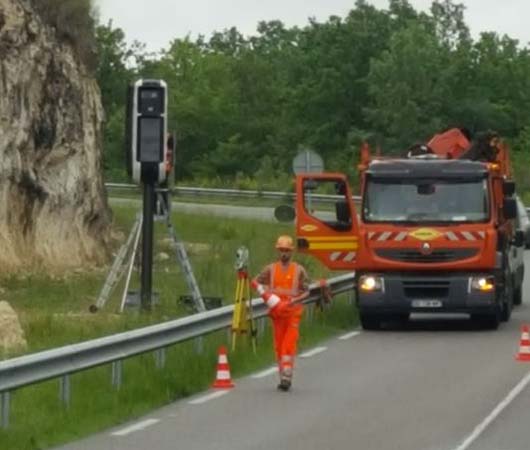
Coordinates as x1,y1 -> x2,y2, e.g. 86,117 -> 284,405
363,177 -> 489,223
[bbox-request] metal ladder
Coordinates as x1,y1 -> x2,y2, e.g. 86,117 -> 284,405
158,191 -> 206,312
91,213 -> 143,312
93,191 -> 206,314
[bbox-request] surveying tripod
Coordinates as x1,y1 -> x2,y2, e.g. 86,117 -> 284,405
231,246 -> 257,352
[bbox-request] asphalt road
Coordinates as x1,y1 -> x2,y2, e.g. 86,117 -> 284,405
57,251 -> 530,450
110,197 -> 335,223
110,198 -> 280,222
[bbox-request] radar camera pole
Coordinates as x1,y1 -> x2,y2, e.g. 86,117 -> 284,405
141,181 -> 155,309
126,79 -> 168,310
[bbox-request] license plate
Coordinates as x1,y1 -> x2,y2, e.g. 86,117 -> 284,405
412,299 -> 443,308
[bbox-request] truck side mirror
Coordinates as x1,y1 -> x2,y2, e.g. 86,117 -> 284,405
274,205 -> 295,223
503,198 -> 517,220
335,200 -> 351,224
503,180 -> 516,197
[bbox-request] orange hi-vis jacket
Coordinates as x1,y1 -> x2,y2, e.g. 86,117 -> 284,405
269,262 -> 303,303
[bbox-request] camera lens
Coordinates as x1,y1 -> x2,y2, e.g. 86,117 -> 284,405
138,87 -> 164,115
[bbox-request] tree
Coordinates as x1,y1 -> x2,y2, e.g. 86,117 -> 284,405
365,23 -> 450,149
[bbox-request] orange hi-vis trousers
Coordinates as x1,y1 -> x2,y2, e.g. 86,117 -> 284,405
271,304 -> 303,376
266,261 -> 306,378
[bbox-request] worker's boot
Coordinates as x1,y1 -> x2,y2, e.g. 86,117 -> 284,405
277,368 -> 293,392
277,379 -> 291,391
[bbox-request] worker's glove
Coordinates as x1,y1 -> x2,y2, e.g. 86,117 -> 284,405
314,279 -> 332,312
251,280 -> 281,311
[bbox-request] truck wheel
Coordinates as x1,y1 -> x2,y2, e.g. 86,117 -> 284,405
359,314 -> 382,330
501,277 -> 514,322
501,300 -> 512,322
513,286 -> 523,306
500,268 -> 514,322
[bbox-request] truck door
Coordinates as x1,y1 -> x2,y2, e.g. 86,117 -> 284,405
296,173 -> 360,270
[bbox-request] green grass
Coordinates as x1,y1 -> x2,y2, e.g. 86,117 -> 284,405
0,204 -> 358,450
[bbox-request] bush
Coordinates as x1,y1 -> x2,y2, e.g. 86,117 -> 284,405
30,0 -> 97,69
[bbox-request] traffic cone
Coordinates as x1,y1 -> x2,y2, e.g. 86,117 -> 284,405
212,346 -> 235,388
515,325 -> 530,362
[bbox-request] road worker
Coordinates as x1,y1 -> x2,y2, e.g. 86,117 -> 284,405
251,235 -> 310,391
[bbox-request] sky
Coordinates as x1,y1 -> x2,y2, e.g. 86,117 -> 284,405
95,0 -> 529,52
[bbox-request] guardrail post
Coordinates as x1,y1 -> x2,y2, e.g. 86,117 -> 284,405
194,337 -> 204,355
111,360 -> 123,390
258,317 -> 266,336
59,375 -> 71,408
1,391 -> 10,429
307,305 -> 314,324
347,290 -> 354,306
154,348 -> 166,370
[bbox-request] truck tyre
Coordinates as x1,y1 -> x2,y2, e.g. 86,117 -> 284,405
513,286 -> 523,306
500,261 -> 513,322
359,313 -> 382,330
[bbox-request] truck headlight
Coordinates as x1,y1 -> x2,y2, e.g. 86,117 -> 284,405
470,276 -> 495,292
359,275 -> 384,292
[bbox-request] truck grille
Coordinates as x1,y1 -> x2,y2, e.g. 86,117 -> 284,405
375,248 -> 478,263
402,280 -> 450,298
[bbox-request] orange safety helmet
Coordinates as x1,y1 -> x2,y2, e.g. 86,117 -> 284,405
275,235 -> 295,250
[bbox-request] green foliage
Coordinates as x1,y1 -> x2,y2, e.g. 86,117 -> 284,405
511,126 -> 530,195
94,1 -> 530,197
31,0 -> 97,68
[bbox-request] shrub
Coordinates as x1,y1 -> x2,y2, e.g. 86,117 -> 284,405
29,0 -> 97,69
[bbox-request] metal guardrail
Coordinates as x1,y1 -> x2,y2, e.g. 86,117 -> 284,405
106,183 -> 530,215
0,273 -> 355,426
105,182 -> 362,204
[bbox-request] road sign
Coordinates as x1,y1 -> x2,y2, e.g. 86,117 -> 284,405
292,149 -> 324,174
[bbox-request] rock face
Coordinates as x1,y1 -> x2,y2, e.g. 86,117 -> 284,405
0,301 -> 27,355
0,0 -> 111,271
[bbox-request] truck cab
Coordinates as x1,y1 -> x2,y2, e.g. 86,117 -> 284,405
295,146 -> 523,330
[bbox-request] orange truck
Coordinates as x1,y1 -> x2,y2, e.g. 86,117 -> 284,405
295,129 -> 525,330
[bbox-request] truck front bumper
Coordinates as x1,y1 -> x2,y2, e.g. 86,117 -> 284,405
357,272 -> 498,315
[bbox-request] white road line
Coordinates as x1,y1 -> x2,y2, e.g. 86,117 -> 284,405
251,367 -> 278,378
299,346 -> 327,358
188,390 -> 229,405
452,370 -> 530,450
338,331 -> 361,340
111,418 -> 160,436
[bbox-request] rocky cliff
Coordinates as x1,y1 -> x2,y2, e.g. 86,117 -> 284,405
0,0 -> 111,271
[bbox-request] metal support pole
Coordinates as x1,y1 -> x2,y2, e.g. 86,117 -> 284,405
111,360 -> 123,390
141,182 -> 155,311
307,304 -> 314,324
59,375 -> 71,408
348,290 -> 354,306
154,348 -> 166,370
258,317 -> 266,336
194,337 -> 204,355
1,392 -> 9,429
